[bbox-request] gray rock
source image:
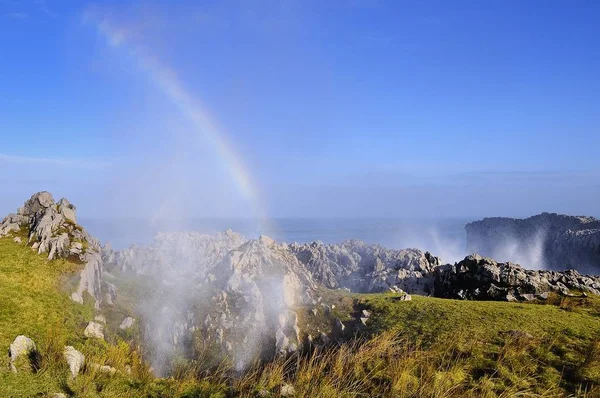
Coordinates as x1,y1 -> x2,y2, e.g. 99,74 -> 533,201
257,389 -> 269,397
8,335 -> 38,372
434,254 -> 600,301
84,321 -> 104,340
466,212 -> 600,274
333,318 -> 345,336
281,384 -> 295,397
13,236 -> 21,244
64,346 -> 85,378
319,332 -> 330,345
91,363 -> 117,375
119,316 -> 136,330
0,192 -> 106,309
289,240 -> 441,295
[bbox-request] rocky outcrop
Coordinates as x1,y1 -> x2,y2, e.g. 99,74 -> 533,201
434,254 -> 600,301
289,240 -> 441,294
466,213 -> 600,273
0,192 -> 106,308
106,232 -> 318,372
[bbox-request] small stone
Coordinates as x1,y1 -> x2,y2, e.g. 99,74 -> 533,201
91,363 -> 117,375
311,308 -> 318,316
361,309 -> 371,318
507,330 -> 534,339
13,237 -> 22,244
281,384 -> 295,397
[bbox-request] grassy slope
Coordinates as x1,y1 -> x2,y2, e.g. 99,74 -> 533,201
1,235 -> 600,397
0,237 -> 225,398
359,293 -> 600,396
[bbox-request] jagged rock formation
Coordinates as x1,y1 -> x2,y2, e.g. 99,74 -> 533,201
0,192 -> 106,308
103,232 -> 319,372
466,212 -> 600,273
4,192 -> 600,377
434,254 -> 600,301
288,240 -> 441,294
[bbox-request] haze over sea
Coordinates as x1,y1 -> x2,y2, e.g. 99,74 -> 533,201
82,217 -> 470,264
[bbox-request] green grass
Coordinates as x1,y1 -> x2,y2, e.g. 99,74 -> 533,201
0,237 -> 227,397
357,293 -> 600,395
1,235 -> 600,397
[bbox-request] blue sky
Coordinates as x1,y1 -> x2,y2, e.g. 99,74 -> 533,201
1,0 -> 599,219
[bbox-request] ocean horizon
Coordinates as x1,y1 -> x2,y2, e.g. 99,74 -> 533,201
81,216 -> 473,264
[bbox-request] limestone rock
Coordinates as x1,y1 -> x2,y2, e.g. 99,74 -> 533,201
0,192 -> 106,308
434,254 -> 600,301
281,384 -> 295,397
119,317 -> 136,330
288,240 -> 441,294
64,346 -> 85,378
8,335 -> 38,372
91,363 -> 117,375
466,212 -> 600,273
84,321 -> 104,340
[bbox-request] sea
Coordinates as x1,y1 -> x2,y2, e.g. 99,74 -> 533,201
81,217 -> 474,264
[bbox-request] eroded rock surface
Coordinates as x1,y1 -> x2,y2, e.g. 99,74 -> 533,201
434,254 -> 600,301
289,240 -> 441,294
466,213 -> 600,273
0,192 -> 106,308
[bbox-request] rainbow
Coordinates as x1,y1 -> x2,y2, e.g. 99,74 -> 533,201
85,13 -> 270,228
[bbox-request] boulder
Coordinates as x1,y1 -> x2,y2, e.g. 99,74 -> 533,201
119,317 -> 136,330
64,346 -> 85,378
8,335 -> 38,372
84,321 -> 104,340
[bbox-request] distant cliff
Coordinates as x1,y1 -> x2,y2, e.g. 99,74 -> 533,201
466,213 -> 600,273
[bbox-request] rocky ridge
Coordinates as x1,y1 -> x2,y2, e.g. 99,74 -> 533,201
466,212 -> 600,273
434,254 -> 600,301
4,192 -> 600,375
0,192 -> 105,308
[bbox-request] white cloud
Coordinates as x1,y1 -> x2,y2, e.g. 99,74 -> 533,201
0,153 -> 110,169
